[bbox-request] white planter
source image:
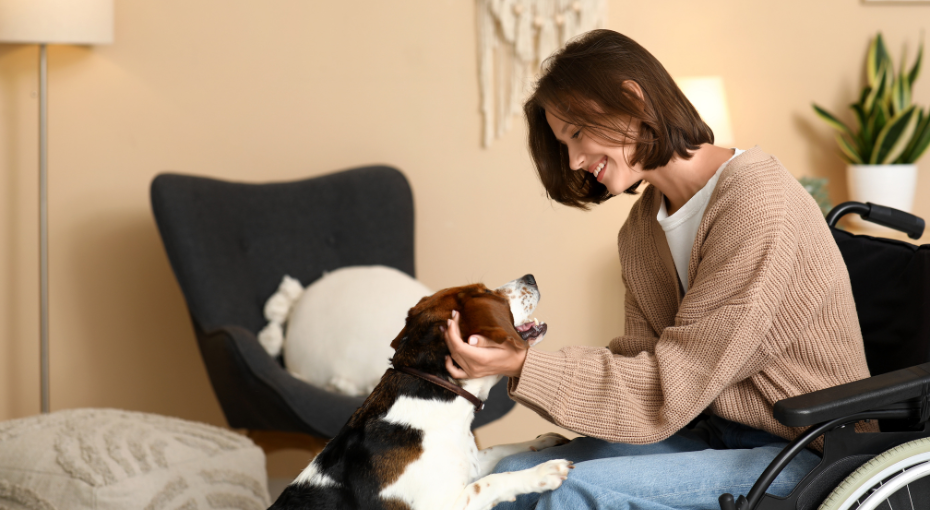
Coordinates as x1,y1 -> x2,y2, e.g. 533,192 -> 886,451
847,164 -> 918,212
846,164 -> 918,231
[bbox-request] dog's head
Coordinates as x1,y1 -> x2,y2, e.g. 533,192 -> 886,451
389,275 -> 547,376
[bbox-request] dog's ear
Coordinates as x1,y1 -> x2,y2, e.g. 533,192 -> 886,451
390,326 -> 407,351
390,299 -> 443,352
459,295 -> 525,349
390,297 -> 433,351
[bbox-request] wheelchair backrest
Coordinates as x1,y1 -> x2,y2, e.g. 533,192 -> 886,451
831,228 -> 930,376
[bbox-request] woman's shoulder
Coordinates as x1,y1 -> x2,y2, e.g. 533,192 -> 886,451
715,146 -> 791,193
708,146 -> 808,214
706,146 -> 827,236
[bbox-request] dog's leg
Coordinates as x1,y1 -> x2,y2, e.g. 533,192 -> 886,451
476,432 -> 569,476
450,458 -> 573,510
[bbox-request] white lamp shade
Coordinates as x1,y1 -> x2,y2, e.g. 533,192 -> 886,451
675,76 -> 734,147
0,0 -> 113,44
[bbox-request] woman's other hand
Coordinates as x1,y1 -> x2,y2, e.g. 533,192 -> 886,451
443,310 -> 528,379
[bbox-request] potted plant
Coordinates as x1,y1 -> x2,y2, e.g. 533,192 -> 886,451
813,32 -> 930,215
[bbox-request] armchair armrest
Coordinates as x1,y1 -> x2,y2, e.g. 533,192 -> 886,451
196,324 -> 515,436
773,363 -> 930,428
198,324 -> 365,437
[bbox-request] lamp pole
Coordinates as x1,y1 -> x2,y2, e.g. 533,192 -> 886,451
0,0 -> 113,414
39,42 -> 49,413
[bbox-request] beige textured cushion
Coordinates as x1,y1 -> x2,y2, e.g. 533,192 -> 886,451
0,408 -> 270,510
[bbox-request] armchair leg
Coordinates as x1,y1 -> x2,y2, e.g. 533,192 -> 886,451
246,430 -> 327,456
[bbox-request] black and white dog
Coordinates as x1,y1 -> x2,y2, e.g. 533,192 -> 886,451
269,275 -> 572,510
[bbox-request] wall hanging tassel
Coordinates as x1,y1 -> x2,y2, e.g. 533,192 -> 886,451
477,0 -> 607,147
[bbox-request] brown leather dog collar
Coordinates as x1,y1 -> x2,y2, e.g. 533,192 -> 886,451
393,366 -> 485,412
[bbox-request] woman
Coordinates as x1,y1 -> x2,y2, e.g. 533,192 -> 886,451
443,30 -> 872,509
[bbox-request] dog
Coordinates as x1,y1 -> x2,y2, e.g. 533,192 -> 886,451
269,274 -> 573,510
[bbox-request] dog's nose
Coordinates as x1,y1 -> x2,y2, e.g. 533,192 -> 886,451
522,274 -> 537,287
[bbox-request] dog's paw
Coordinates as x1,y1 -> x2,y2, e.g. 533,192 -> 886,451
528,432 -> 570,452
529,459 -> 573,492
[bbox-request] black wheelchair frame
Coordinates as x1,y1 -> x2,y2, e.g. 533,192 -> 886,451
720,201 -> 929,510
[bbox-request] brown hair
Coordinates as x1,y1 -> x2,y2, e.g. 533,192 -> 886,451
525,29 -> 714,209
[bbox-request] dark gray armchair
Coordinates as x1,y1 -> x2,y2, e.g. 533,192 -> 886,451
150,166 -> 515,443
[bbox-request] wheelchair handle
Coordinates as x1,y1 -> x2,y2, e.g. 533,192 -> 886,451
826,201 -> 925,240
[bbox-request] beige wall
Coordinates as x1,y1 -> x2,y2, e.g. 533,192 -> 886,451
2,0 -> 928,477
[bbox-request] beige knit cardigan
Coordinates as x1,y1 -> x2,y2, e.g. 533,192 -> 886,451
509,146 -> 872,445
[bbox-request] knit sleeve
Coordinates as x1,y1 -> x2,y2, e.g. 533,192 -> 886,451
611,279 -> 661,356
509,158 -> 803,444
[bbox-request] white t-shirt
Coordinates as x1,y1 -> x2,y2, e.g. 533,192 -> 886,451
657,149 -> 745,293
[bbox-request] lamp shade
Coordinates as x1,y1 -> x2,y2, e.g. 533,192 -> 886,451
0,0 -> 113,45
676,76 -> 734,147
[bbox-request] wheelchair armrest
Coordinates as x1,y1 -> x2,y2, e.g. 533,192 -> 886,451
773,363 -> 930,428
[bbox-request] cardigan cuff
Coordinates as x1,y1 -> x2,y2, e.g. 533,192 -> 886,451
508,349 -> 573,418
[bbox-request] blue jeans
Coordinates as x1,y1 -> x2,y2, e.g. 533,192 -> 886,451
493,416 -> 821,510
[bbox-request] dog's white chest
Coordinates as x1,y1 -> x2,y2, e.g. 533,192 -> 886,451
379,396 -> 480,509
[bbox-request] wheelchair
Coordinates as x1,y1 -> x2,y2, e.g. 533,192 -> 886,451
720,201 -> 930,510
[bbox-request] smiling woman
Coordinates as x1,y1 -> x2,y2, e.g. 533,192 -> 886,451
444,29 -> 874,510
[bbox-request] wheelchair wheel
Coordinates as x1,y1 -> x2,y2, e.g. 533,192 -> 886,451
820,437 -> 930,510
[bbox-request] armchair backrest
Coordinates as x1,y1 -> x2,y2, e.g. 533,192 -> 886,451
151,166 -> 415,334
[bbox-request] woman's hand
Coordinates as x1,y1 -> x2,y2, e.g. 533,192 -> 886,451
443,310 -> 528,379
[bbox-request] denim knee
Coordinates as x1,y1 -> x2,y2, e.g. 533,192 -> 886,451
536,474 -> 596,510
493,450 -> 542,474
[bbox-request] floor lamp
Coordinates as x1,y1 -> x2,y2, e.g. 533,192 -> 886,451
675,76 -> 735,148
0,0 -> 113,413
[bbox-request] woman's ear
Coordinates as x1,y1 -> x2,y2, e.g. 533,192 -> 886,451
622,80 -> 645,102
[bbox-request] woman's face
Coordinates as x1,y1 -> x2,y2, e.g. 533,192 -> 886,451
545,109 -> 644,196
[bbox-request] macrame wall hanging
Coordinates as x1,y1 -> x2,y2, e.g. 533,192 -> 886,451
477,0 -> 608,147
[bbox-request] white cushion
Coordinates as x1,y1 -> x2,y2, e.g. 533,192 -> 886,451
0,408 -> 269,510
284,265 -> 432,396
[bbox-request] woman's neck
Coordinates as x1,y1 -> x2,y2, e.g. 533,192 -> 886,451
643,144 -> 735,215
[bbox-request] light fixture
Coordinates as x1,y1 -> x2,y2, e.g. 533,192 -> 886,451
676,76 -> 734,148
0,0 -> 114,413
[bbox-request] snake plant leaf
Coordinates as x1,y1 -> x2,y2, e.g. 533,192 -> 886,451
900,108 -> 930,163
891,69 -> 911,115
836,133 -> 863,164
871,105 -> 918,164
867,104 -> 889,158
897,108 -> 924,162
868,33 -> 890,88
891,74 -> 904,114
865,62 -> 889,114
895,101 -> 930,159
908,40 -> 923,88
883,64 -> 896,110
858,86 -> 872,107
851,103 -> 867,127
813,104 -> 854,137
851,103 -> 871,147
907,117 -> 930,162
901,69 -> 912,110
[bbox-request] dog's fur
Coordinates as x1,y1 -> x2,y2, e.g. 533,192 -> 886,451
269,275 -> 571,510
